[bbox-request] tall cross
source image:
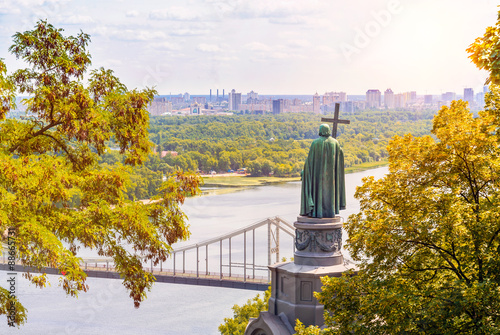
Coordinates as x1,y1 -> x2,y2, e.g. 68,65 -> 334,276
321,103 -> 350,138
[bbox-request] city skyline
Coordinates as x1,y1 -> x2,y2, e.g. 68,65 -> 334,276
0,0 -> 498,95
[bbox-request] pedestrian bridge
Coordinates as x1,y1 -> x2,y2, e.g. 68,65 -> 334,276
0,216 -> 296,291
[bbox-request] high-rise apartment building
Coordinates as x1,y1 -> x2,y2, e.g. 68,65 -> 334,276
384,89 -> 394,109
148,97 -> 173,116
192,97 -> 206,104
409,91 -> 417,103
228,89 -> 242,111
247,90 -> 259,104
464,88 -> 474,106
366,89 -> 381,109
322,92 -> 347,105
313,93 -> 321,114
272,99 -> 284,114
171,97 -> 184,104
442,92 -> 456,102
394,93 -> 406,109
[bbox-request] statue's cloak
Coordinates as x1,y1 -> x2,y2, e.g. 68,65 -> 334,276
300,126 -> 346,218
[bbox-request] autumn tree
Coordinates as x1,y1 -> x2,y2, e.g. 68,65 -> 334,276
296,11 -> 500,335
0,21 -> 201,326
219,287 -> 271,335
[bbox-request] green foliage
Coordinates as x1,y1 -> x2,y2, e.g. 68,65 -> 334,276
467,10 -> 500,85
295,14 -> 500,335
219,287 -> 271,335
149,111 -> 433,177
295,320 -> 325,335
0,21 -> 201,326
306,99 -> 500,334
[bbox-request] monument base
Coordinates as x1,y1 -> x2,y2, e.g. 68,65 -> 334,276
266,260 -> 354,330
294,216 -> 343,267
244,312 -> 294,335
244,216 -> 356,335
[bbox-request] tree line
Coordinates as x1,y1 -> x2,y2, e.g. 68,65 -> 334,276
98,110 -> 434,201
149,111 -> 433,175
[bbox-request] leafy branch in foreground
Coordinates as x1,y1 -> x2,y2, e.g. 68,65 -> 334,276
0,20 -> 201,326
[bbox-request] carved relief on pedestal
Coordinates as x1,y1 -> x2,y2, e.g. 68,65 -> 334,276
295,228 -> 342,253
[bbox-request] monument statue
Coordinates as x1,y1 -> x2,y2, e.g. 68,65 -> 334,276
244,105 -> 352,335
300,124 -> 346,218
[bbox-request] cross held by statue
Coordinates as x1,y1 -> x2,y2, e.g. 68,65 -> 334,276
321,103 -> 350,138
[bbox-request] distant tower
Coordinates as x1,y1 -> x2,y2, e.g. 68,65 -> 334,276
247,90 -> 259,104
366,89 -> 381,109
384,89 -> 394,109
464,88 -> 474,107
210,89 -> 212,102
442,92 -> 456,102
313,93 -> 321,114
223,89 -> 225,100
272,99 -> 284,114
228,89 -> 242,111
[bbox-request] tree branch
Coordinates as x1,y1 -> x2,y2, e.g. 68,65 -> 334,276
8,120 -> 63,153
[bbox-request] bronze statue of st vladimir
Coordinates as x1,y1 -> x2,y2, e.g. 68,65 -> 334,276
300,124 -> 346,218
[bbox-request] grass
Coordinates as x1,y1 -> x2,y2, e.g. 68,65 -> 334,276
345,160 -> 388,173
202,160 -> 388,188
202,175 -> 301,187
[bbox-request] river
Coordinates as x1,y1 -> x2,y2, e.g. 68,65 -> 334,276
3,166 -> 388,335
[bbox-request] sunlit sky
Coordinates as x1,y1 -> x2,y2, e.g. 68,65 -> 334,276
0,0 -> 498,95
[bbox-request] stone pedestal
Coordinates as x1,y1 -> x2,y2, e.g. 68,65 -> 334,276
294,216 -> 343,266
245,216 -> 355,335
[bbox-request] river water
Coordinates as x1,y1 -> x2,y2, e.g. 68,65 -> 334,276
3,167 -> 388,335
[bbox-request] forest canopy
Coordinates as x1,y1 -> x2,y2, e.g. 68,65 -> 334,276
97,110 -> 434,201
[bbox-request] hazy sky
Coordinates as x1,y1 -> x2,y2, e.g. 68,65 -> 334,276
0,0 -> 498,95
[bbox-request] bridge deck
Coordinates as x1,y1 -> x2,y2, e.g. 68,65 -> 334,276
0,216 -> 293,292
0,262 -> 269,291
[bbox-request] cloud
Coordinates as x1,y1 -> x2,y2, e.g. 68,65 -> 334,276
101,59 -> 123,67
0,2 -> 21,14
118,30 -> 167,41
126,10 -> 139,18
268,16 -> 307,25
235,0 -> 326,19
169,28 -> 210,36
315,45 -> 336,53
243,40 -> 308,62
243,42 -> 271,52
212,55 -> 238,62
150,7 -> 202,21
197,43 -> 222,52
16,0 -> 67,6
287,39 -> 311,49
90,26 -> 167,41
312,45 -> 342,61
152,41 -> 181,51
59,15 -> 94,24
265,51 -> 291,59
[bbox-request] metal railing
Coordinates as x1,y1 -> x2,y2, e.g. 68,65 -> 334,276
0,216 -> 295,285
